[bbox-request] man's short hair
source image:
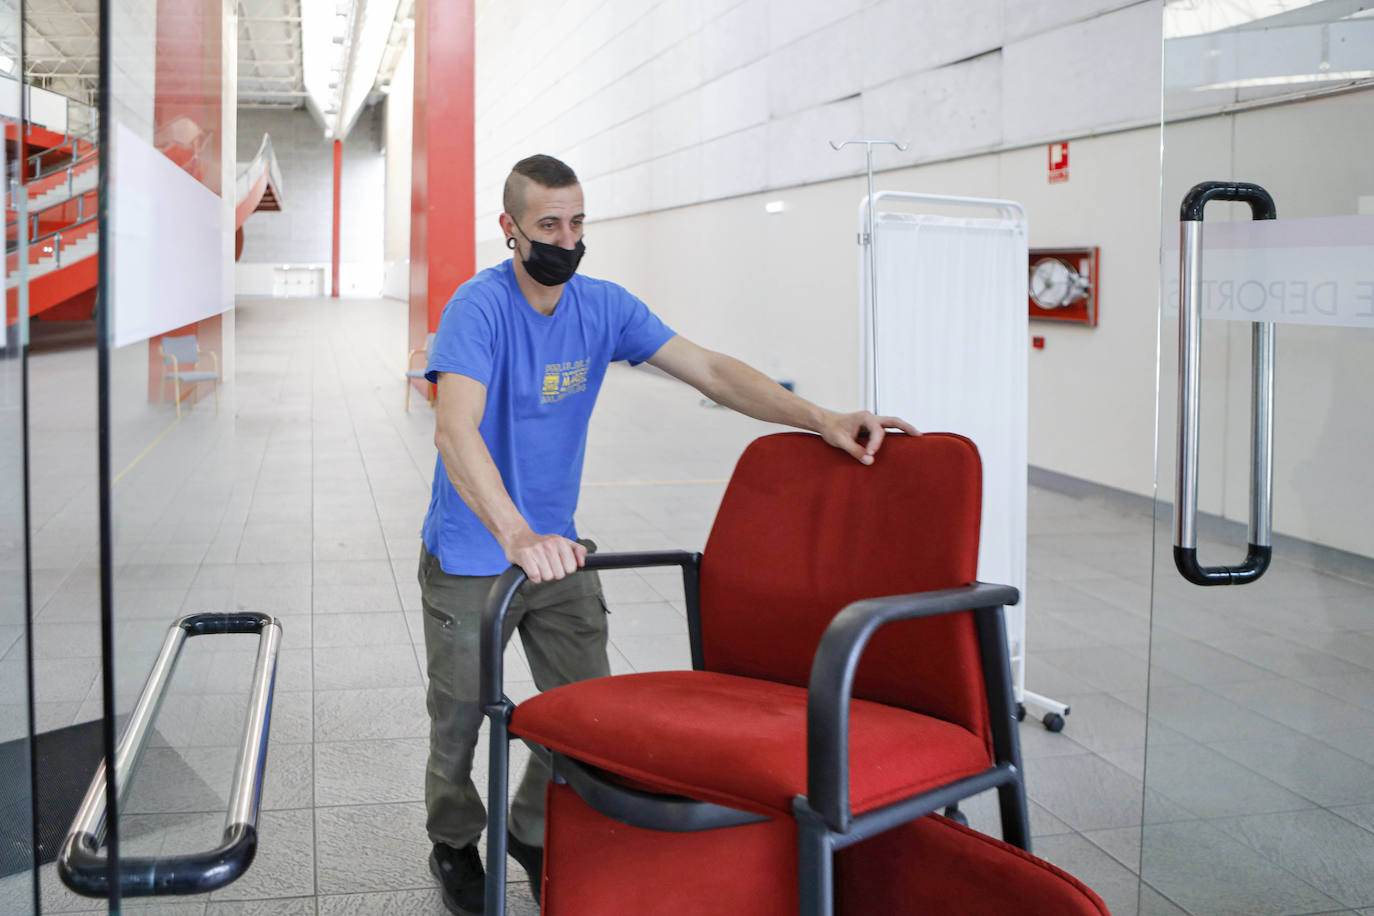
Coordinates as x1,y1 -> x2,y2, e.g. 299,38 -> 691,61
504,155 -> 579,220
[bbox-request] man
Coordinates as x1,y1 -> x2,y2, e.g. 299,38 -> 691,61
419,154 -> 915,915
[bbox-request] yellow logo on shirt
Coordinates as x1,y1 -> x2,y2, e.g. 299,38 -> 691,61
542,359 -> 589,403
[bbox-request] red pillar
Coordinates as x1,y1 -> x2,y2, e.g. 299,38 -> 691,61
410,0 -> 475,359
146,0 -> 223,404
332,139 -> 342,298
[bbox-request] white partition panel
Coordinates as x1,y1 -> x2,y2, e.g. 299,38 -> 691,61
864,196 -> 1062,722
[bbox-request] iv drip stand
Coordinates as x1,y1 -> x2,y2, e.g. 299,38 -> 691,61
830,139 -> 908,412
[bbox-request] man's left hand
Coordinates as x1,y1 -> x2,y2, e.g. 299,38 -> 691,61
819,411 -> 920,465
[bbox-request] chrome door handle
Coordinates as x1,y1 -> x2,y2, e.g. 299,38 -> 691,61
1174,181 -> 1276,586
58,612 -> 281,897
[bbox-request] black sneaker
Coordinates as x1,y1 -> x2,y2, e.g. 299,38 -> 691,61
506,831 -> 544,904
430,842 -> 485,915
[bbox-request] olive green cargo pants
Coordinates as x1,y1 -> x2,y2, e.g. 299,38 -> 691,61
418,542 -> 608,850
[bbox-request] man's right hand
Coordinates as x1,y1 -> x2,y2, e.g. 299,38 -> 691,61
501,529 -> 587,583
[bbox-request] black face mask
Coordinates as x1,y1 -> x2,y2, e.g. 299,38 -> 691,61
512,221 -> 586,286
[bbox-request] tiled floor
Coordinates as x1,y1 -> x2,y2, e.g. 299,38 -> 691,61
2,294 -> 1373,914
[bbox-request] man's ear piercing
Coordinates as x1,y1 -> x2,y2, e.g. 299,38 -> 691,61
506,237 -> 516,250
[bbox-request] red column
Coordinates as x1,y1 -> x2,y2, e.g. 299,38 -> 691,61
410,0 -> 475,360
332,139 -> 342,298
146,0 -> 223,404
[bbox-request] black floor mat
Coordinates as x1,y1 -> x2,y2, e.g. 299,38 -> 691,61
0,718 -> 105,879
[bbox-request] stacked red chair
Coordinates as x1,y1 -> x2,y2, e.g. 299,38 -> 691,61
480,432 -> 1091,914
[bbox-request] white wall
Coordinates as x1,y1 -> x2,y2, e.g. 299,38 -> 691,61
461,0 -> 1374,556
382,37 -> 414,303
476,122 -> 1164,503
473,0 -> 1159,242
236,106 -> 386,296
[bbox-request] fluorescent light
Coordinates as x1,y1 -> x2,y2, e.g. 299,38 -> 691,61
335,0 -> 403,138
764,200 -> 786,214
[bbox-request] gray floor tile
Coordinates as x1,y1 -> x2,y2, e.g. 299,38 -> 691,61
1046,691 -> 1149,754
601,600 -> 687,637
1033,644 -> 1150,694
314,738 -> 427,806
312,612 -> 410,648
314,802 -> 430,895
1143,741 -> 1316,819
311,583 -> 402,614
1034,832 -> 1143,916
312,559 -> 399,587
1082,824 -> 1142,874
610,633 -> 691,672
1150,637 -> 1280,686
1299,670 -> 1374,713
316,885 -> 539,915
1140,820 -> 1344,915
313,645 -> 422,690
313,686 -> 429,742
1025,753 -> 1150,832
206,897 -> 317,914
1212,678 -> 1374,736
209,808 -> 315,901
1210,808 -> 1374,908
1209,734 -> 1374,807
263,741 -> 316,810
1147,684 -> 1305,743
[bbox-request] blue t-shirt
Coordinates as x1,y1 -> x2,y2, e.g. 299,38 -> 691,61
421,260 -> 676,575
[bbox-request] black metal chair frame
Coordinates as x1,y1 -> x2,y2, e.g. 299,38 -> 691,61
480,550 -> 1028,916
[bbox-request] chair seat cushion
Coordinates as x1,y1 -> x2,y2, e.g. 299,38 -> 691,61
511,671 -> 990,819
168,371 -> 218,382
405,369 -> 428,379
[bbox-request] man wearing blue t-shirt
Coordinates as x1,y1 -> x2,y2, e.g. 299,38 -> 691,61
419,154 -> 915,915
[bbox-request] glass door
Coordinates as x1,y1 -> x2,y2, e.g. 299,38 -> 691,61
0,0 -> 36,903
1144,3 -> 1374,912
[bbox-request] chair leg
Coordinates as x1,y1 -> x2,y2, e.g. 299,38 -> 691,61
214,381 -> 220,414
484,714 -> 511,916
795,805 -> 834,916
997,778 -> 1032,853
404,379 -> 411,411
173,375 -> 182,419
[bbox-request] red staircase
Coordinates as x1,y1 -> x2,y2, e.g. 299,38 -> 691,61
6,130 -> 284,327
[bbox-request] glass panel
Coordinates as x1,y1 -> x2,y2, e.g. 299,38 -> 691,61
0,0 -> 37,905
1146,3 -> 1374,912
91,0 -> 241,902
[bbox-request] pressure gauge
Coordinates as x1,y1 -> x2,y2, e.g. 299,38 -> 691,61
1029,258 -> 1091,309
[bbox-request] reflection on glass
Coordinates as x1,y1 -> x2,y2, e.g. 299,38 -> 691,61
0,0 -> 36,907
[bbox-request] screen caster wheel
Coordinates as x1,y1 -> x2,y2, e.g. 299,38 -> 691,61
1043,712 -> 1065,733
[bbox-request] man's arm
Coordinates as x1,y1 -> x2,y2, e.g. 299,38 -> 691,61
645,336 -> 918,465
433,372 -> 584,582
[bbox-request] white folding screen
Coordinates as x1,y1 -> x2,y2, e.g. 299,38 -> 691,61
861,198 -> 1058,719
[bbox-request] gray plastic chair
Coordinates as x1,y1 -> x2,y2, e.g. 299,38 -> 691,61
160,334 -> 220,418
405,332 -> 436,410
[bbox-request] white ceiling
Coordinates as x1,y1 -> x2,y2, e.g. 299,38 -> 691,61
19,0 -> 411,132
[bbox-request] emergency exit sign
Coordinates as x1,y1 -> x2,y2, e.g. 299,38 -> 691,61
1048,142 -> 1069,183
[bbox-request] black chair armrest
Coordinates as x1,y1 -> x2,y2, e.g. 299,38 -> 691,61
479,551 -> 702,711
805,582 -> 1019,833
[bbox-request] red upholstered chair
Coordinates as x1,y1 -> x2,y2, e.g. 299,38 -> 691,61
542,785 -> 1111,916
480,432 -> 1029,916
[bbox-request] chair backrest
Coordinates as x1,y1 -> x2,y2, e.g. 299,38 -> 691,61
698,432 -> 989,746
161,335 -> 199,365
